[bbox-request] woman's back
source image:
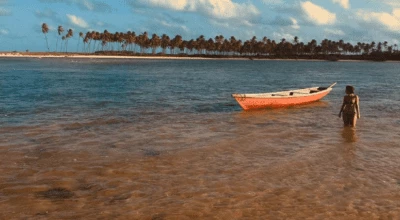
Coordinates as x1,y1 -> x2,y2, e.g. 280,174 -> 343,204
342,94 -> 357,114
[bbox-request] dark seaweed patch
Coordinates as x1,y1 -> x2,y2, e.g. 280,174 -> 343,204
37,187 -> 74,200
107,193 -> 132,204
151,213 -> 166,220
141,149 -> 161,157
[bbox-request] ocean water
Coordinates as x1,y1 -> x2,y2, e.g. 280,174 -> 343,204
0,58 -> 399,219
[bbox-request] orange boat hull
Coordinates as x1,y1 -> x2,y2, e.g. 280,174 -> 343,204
232,88 -> 332,110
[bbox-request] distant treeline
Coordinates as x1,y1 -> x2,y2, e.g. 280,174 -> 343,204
41,23 -> 400,61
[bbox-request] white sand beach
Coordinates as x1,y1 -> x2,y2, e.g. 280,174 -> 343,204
1,52 -> 398,62
0,52 -> 215,60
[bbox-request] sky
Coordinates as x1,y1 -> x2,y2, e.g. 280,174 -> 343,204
0,0 -> 399,52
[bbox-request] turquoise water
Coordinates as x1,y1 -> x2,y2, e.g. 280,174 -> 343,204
1,58 -> 400,219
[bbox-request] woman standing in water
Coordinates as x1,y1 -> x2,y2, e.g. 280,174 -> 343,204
339,85 -> 360,127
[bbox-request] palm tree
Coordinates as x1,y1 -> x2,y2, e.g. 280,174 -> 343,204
321,39 -> 329,54
101,39 -> 107,51
160,34 -> 170,54
56,25 -> 64,52
77,32 -> 83,52
277,38 -> 286,56
137,32 -> 149,54
377,42 -> 383,52
150,33 -> 161,54
101,30 -> 109,51
307,39 -> 317,56
83,35 -> 89,53
180,40 -> 188,54
195,35 -> 206,54
206,38 -> 215,54
293,36 -> 299,55
170,35 -> 183,54
41,23 -> 50,51
229,36 -> 238,56
35,25 -> 400,60
84,31 -> 92,53
93,31 -> 100,52
116,32 -> 124,51
371,41 -> 376,52
214,35 -> 224,54
298,42 -> 304,55
124,31 -> 136,52
186,39 -> 196,55
61,36 -> 66,52
65,29 -> 73,52
387,46 -> 393,54
383,41 -> 388,52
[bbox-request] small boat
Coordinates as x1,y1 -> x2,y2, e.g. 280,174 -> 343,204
232,82 -> 336,110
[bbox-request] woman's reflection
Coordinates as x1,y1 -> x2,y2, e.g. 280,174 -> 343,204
341,127 -> 358,143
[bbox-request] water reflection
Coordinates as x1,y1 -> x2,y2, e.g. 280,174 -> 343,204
341,127 -> 358,143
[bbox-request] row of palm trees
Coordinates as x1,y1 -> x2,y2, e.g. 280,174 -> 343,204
41,23 -> 81,53
41,23 -> 399,58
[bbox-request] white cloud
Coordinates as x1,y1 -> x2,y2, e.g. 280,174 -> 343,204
66,14 -> 89,28
380,0 -> 400,7
324,28 -> 345,36
142,0 -> 187,11
0,29 -> 8,35
262,0 -> 284,5
39,0 -> 112,12
82,0 -> 94,11
394,8 -> 400,18
78,0 -> 112,12
35,9 -> 57,18
301,1 -> 336,25
332,0 -> 349,9
290,17 -> 300,29
273,31 -> 295,41
356,9 -> 400,31
0,7 -> 10,16
209,20 -> 232,29
133,0 -> 260,21
158,20 -> 189,33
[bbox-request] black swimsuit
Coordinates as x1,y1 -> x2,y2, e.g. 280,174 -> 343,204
343,95 -> 357,114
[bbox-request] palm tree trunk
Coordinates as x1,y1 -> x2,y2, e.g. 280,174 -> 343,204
44,34 -> 50,52
56,38 -> 59,52
92,41 -> 96,53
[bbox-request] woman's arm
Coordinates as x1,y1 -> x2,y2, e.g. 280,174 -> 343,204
356,95 -> 360,118
339,96 -> 345,118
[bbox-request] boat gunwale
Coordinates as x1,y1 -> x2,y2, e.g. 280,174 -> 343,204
232,87 -> 332,99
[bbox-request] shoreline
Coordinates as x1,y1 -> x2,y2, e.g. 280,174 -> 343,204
1,52 -> 399,62
0,52 -> 213,60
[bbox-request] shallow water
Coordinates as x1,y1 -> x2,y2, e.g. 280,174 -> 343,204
1,58 -> 400,219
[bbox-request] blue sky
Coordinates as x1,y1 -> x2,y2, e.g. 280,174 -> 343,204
0,0 -> 399,52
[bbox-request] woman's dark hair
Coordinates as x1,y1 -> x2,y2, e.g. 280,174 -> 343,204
346,85 -> 355,94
